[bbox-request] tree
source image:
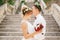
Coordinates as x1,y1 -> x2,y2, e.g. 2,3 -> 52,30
0,0 -> 5,6
34,0 -> 39,3
8,0 -> 15,5
44,0 -> 51,3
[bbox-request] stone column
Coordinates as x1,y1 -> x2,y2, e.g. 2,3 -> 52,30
25,0 -> 34,2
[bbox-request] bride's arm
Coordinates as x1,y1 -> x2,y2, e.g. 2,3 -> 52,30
21,22 -> 42,39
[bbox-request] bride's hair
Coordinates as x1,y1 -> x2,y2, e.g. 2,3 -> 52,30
22,8 -> 32,15
34,5 -> 42,12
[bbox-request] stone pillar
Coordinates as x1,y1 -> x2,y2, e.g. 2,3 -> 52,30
13,0 -> 20,14
25,0 -> 34,2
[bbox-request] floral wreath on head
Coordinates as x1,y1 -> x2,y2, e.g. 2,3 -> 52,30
24,8 -> 32,13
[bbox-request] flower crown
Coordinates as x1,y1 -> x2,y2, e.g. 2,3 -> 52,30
24,8 -> 32,13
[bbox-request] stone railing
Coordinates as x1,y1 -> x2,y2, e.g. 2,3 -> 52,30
7,0 -> 20,15
0,4 -> 6,23
51,3 -> 60,27
7,4 -> 15,15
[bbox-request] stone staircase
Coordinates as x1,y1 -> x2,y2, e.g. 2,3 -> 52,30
0,14 -> 60,40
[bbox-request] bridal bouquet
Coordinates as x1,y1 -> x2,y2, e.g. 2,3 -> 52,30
34,24 -> 43,32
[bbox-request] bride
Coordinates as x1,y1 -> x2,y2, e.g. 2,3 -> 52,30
21,5 -> 42,40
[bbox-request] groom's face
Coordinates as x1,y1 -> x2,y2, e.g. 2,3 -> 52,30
32,6 -> 37,16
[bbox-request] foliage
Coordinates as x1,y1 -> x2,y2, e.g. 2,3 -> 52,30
8,0 -> 15,5
44,0 -> 51,3
0,0 -> 5,6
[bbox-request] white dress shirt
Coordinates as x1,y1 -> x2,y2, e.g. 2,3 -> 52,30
33,13 -> 46,40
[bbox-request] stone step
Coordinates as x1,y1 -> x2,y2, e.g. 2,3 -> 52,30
0,27 -> 58,30
0,32 -> 60,36
0,25 -> 57,28
0,36 -> 23,40
0,29 -> 60,32
0,22 -> 58,26
0,22 -> 21,25
0,27 -> 59,30
45,32 -> 60,36
3,18 -> 22,21
46,20 -> 56,22
0,27 -> 59,32
0,22 -> 58,27
0,32 -> 23,36
0,24 -> 20,28
0,36 -> 60,40
47,21 -> 57,24
43,15 -> 55,20
43,15 -> 53,17
0,25 -> 59,31
6,14 -> 21,16
0,29 -> 59,33
46,29 -> 60,32
2,19 -> 56,22
5,15 -> 19,18
0,21 -> 21,25
0,30 -> 21,32
0,24 -> 59,28
0,25 -> 20,28
0,21 -> 21,24
44,18 -> 55,20
45,36 -> 60,40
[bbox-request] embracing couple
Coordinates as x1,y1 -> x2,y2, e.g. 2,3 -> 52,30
21,3 -> 46,40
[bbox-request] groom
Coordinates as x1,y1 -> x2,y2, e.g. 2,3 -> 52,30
32,1 -> 46,40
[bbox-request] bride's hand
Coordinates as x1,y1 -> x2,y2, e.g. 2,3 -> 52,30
33,29 -> 42,37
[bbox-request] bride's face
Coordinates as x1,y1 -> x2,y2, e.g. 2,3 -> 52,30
26,11 -> 32,19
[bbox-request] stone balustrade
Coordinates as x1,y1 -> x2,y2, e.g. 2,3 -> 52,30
0,4 -> 6,23
51,3 -> 60,27
7,0 -> 21,15
7,4 -> 15,15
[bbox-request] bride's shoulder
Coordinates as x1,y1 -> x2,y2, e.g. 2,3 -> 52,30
21,20 -> 27,25
21,20 -> 28,28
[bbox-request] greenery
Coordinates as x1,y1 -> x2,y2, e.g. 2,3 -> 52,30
20,0 -> 26,5
34,0 -> 39,3
20,0 -> 26,8
0,0 -> 5,6
8,0 -> 15,5
44,0 -> 51,3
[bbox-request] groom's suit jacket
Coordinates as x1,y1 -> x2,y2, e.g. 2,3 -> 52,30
33,13 -> 46,40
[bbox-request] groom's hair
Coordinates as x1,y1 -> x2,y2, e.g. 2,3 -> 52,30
34,5 -> 42,12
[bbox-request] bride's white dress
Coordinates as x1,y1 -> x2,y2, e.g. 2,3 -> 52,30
21,20 -> 35,40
